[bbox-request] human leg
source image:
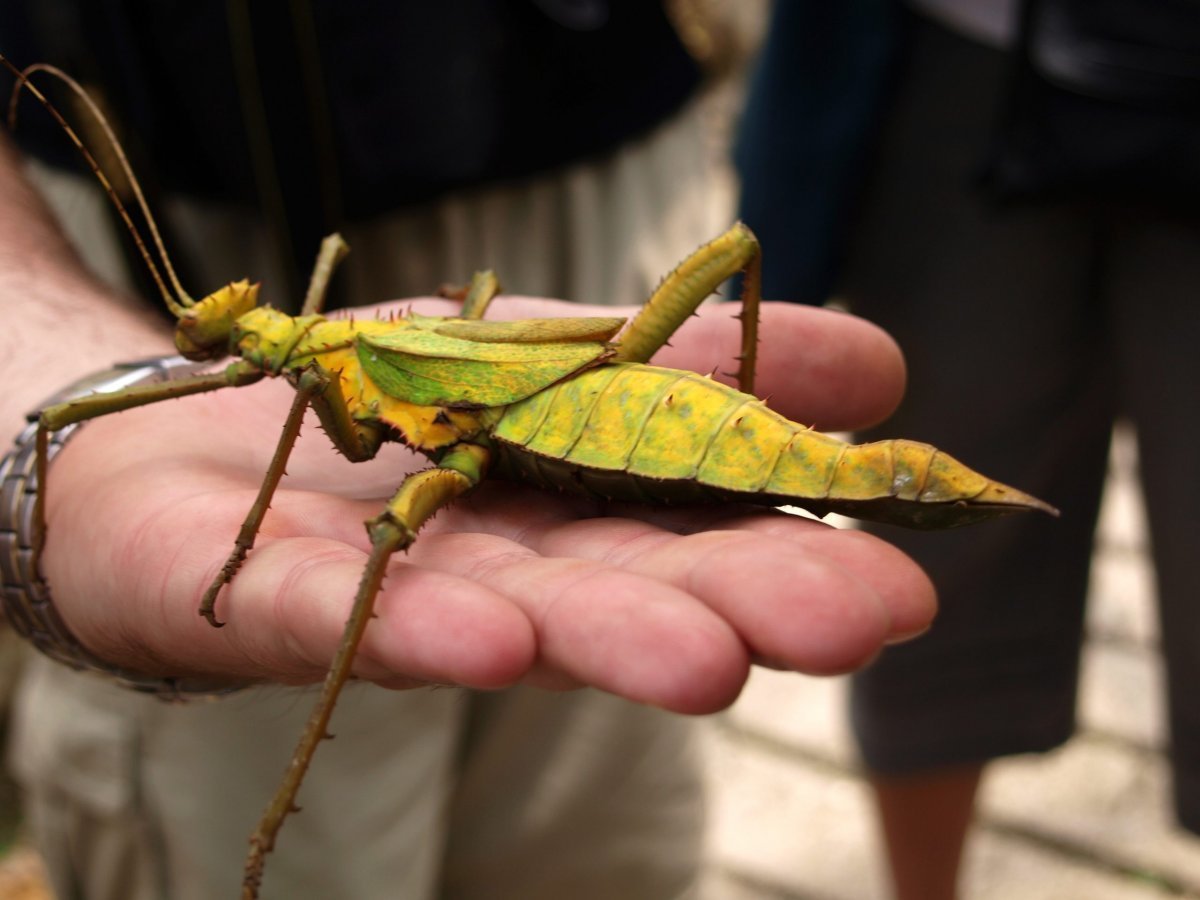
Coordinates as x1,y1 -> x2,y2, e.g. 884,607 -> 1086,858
839,15 -> 1113,897
1107,212 -> 1200,836
870,764 -> 983,900
10,656 -> 468,900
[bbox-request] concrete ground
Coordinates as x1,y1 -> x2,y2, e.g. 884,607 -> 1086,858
699,424 -> 1200,899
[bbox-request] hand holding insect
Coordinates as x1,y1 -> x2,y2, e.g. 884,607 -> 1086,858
38,295 -> 935,709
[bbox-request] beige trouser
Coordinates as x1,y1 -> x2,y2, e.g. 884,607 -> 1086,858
9,95 -> 732,900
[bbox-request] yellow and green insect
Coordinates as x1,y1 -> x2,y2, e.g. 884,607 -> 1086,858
7,58 -> 1054,899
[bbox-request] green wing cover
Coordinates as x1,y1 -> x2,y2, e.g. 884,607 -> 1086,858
431,316 -> 625,343
357,328 -> 613,407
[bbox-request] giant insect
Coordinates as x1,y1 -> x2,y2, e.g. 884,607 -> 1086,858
4,57 -> 1054,899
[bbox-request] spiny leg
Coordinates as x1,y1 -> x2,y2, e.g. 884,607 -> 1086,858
32,362 -> 264,561
299,233 -> 350,316
241,442 -> 490,900
198,367 -> 331,627
448,270 -> 502,320
203,360 -> 389,626
613,222 -> 763,395
732,240 -> 763,396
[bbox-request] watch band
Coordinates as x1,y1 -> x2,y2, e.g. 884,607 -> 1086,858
0,355 -> 247,701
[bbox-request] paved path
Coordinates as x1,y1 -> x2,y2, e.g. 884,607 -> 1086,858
700,425 -> 1200,898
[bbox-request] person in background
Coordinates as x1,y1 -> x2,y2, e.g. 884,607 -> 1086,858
0,3 -> 934,898
740,1 -> 1200,898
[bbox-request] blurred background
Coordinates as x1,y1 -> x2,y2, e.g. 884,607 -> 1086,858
3,2 -> 1199,898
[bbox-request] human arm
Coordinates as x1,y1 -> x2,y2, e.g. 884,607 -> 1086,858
0,134 -> 173,426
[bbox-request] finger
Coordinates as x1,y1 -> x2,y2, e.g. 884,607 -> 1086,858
213,537 -> 538,690
717,516 -> 937,643
67,467 -> 743,709
442,486 -> 932,667
616,503 -> 938,642
71,507 -> 542,692
176,523 -> 750,713
525,517 -> 897,676
405,530 -> 751,713
258,489 -> 752,708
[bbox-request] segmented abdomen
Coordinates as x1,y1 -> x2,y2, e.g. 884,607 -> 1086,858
488,363 -> 1035,528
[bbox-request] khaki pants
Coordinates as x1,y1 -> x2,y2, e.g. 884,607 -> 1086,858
10,94 -> 731,900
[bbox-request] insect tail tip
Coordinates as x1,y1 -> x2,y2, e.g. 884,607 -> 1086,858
975,482 -> 1060,518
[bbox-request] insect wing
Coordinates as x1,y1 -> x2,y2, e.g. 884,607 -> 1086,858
357,329 -> 613,407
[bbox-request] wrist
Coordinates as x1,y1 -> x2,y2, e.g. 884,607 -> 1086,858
0,355 -> 247,700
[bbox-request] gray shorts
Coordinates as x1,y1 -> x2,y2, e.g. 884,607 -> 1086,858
843,14 -> 1200,833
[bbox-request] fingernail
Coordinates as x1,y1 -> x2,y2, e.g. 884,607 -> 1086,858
884,624 -> 931,646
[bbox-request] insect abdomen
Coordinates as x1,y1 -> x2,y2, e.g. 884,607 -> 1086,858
489,363 -> 1053,528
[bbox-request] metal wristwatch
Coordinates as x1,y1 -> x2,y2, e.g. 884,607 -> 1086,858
0,355 -> 246,701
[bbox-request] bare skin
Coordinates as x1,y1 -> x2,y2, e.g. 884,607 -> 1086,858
0,136 -> 172,382
871,765 -> 984,900
4,133 -> 937,714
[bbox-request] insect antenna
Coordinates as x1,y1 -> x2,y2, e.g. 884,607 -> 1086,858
0,54 -> 195,316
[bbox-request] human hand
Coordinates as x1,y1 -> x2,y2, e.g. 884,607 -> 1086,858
40,296 -> 934,714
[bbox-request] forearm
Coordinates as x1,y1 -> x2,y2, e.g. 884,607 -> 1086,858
0,134 -> 171,433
